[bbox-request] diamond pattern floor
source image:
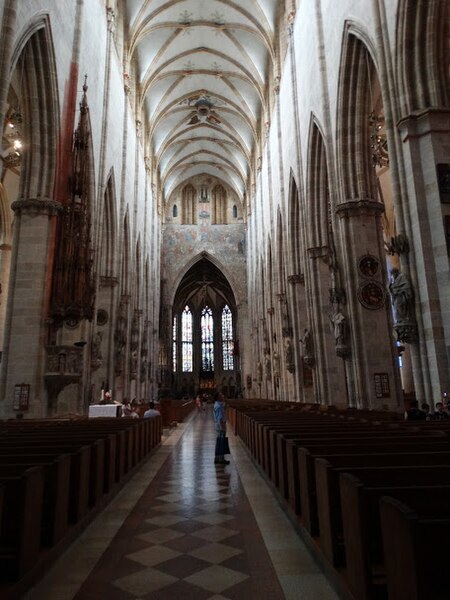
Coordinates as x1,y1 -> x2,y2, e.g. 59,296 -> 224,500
25,409 -> 340,600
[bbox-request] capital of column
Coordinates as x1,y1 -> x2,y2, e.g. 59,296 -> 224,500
397,107 -> 450,141
336,199 -> 384,219
287,273 -> 304,285
307,245 -> 329,259
11,198 -> 63,217
100,275 -> 119,288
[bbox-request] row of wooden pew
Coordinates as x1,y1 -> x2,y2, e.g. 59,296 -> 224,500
228,401 -> 450,600
0,415 -> 162,599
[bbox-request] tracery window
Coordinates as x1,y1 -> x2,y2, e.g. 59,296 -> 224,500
222,305 -> 234,370
181,306 -> 193,372
201,306 -> 214,371
172,315 -> 177,371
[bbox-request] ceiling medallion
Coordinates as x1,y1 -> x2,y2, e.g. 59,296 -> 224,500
357,281 -> 385,310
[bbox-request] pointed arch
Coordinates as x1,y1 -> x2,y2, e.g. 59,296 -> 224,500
288,170 -> 301,277
10,15 -> 60,200
211,184 -> 227,224
182,184 -> 196,224
99,169 -> 117,278
306,116 -> 331,249
396,0 -> 449,114
121,211 -> 131,295
336,23 -> 379,202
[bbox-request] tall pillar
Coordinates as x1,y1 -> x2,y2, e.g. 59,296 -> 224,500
0,243 -> 12,351
336,199 -> 402,409
306,246 -> 347,405
0,198 -> 62,417
397,108 -> 450,404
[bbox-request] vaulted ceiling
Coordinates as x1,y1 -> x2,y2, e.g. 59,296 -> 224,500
124,0 -> 278,206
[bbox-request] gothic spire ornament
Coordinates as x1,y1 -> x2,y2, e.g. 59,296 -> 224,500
50,76 -> 95,325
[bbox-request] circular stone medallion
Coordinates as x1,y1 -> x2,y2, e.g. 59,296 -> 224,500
358,254 -> 380,278
357,281 -> 385,310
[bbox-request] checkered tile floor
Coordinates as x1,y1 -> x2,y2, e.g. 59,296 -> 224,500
72,412 -> 285,599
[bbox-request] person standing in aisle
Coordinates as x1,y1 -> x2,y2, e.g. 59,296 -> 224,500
213,392 -> 230,465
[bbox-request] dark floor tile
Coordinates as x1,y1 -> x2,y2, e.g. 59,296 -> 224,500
156,554 -> 212,578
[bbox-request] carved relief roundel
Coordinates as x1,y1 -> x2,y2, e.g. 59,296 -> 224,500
357,281 -> 385,310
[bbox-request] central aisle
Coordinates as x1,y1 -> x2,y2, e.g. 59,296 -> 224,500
26,409 -> 339,600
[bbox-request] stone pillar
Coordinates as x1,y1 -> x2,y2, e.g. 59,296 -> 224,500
0,243 -> 12,351
0,198 -> 62,417
336,199 -> 402,409
306,246 -> 347,405
397,108 -> 450,404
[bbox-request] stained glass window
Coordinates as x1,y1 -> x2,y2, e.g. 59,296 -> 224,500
201,306 -> 214,371
222,305 -> 234,370
181,305 -> 193,372
172,315 -> 177,372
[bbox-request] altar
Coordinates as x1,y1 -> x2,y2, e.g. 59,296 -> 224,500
88,404 -> 121,418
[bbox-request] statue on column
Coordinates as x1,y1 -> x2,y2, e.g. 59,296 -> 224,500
300,328 -> 315,367
273,351 -> 281,379
264,352 -> 271,381
388,268 -> 414,323
284,337 -> 295,373
329,311 -> 351,358
388,268 -> 418,343
257,360 -> 263,383
91,331 -> 103,370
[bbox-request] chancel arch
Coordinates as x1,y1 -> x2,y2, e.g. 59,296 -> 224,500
170,257 -> 238,397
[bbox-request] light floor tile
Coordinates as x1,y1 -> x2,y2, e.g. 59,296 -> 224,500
184,565 -> 249,594
127,544 -> 181,567
113,567 -> 178,595
189,542 -> 242,564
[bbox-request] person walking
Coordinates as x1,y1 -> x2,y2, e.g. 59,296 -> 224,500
213,392 -> 230,465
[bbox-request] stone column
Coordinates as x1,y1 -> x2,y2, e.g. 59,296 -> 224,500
306,246 -> 347,405
397,108 -> 450,404
0,243 -> 12,351
0,198 -> 62,417
336,199 -> 402,409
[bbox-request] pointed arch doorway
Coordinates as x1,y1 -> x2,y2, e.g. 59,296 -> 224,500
171,257 -> 239,398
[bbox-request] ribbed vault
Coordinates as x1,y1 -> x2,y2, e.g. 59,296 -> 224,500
124,0 -> 277,207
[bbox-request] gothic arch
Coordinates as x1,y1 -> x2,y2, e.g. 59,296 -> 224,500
99,171 -> 117,278
396,0 -> 450,115
211,184 -> 227,224
276,209 -> 286,295
169,252 -> 241,309
181,184 -> 196,224
336,22 -> 380,202
288,170 -> 301,277
306,116 -> 331,249
121,211 -> 131,295
9,15 -> 59,200
135,236 -> 142,305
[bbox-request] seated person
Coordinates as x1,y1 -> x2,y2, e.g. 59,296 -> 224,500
434,401 -> 449,420
404,400 -> 426,420
143,401 -> 160,419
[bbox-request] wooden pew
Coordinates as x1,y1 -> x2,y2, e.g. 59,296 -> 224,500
0,444 -> 91,524
315,453 -> 450,566
0,454 -> 71,546
295,438 -> 450,534
0,465 -> 44,580
340,473 -> 450,600
380,494 -> 450,600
